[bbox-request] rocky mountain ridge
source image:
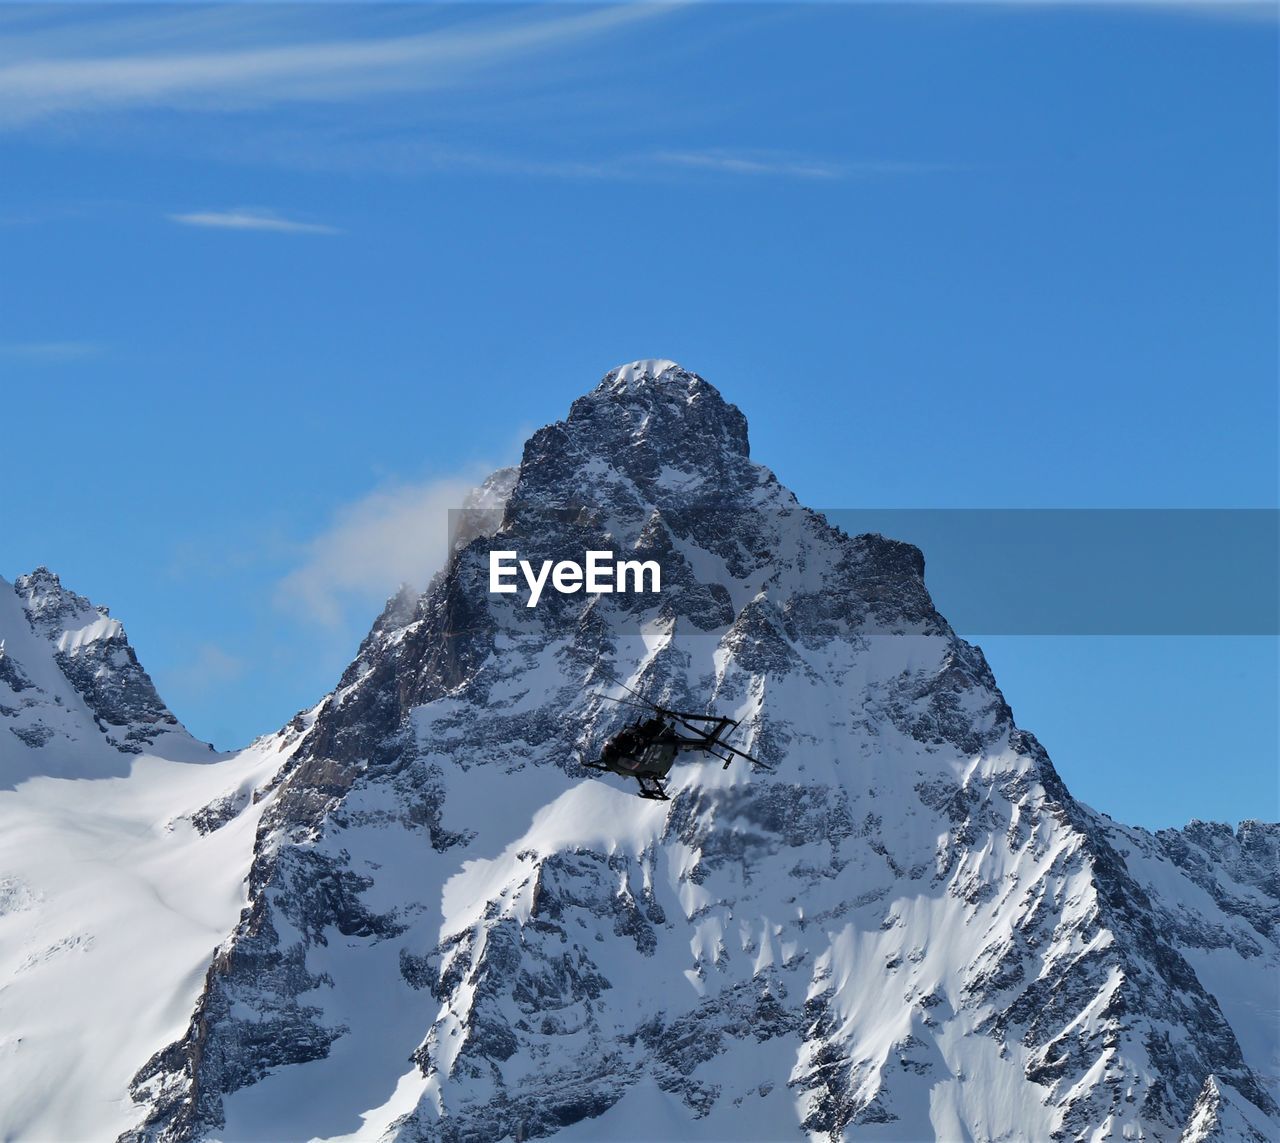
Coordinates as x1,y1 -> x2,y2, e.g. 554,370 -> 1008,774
0,361 -> 1275,1142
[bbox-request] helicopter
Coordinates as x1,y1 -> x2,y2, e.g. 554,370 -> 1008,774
583,675 -> 769,800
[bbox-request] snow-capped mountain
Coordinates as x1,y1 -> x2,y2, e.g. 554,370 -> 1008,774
1,362 -> 1275,1142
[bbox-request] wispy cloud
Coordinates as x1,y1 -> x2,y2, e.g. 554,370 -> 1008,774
0,5 -> 671,128
168,208 -> 339,235
650,150 -> 947,180
0,7 -> 946,185
948,0 -> 1274,15
652,150 -> 844,180
213,135 -> 931,183
276,474 -> 492,626
0,341 -> 101,362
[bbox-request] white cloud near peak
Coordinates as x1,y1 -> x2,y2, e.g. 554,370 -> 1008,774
276,475 -> 491,627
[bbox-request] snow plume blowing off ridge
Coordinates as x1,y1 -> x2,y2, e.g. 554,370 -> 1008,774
0,360 -> 1277,1143
275,470 -> 514,626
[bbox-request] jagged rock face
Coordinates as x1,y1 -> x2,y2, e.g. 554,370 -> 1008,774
0,568 -> 208,785
120,362 -> 1278,1142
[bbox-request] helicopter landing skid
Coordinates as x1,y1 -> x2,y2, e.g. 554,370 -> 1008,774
636,779 -> 670,801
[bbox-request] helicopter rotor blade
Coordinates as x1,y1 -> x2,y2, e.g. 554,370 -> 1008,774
594,669 -> 665,714
602,668 -> 649,702
590,692 -> 658,714
665,710 -> 738,727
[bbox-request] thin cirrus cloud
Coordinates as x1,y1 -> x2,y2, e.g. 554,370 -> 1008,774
0,5 -> 950,184
0,5 -> 672,128
650,151 -> 949,180
213,136 -> 928,184
168,208 -> 339,235
966,0 -> 1273,14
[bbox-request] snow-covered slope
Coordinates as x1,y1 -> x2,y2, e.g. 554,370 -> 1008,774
1,362 -> 1275,1142
0,738 -> 295,1140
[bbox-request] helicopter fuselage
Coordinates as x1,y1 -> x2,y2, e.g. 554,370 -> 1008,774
584,706 -> 760,800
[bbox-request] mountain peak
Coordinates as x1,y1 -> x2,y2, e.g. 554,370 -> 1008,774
603,358 -> 685,389
591,359 -> 731,416
509,360 -> 752,513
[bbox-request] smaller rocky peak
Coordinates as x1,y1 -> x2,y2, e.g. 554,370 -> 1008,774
1181,1075 -> 1274,1142
5,568 -> 205,759
13,565 -> 62,595
14,566 -> 107,640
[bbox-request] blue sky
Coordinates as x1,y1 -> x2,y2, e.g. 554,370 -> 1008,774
2,2 -> 1275,829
